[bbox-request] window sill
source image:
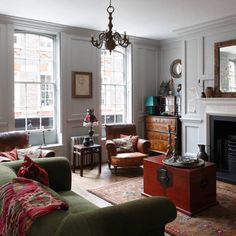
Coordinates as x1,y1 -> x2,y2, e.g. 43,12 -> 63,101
40,143 -> 64,149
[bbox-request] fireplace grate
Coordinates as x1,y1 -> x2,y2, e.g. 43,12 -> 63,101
228,135 -> 236,172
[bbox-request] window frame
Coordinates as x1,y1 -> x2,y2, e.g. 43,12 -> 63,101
13,30 -> 60,145
101,47 -> 132,136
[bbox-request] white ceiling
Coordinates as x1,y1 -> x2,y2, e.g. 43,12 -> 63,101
1,0 -> 236,40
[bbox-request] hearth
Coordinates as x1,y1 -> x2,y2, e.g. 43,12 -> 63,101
210,115 -> 236,184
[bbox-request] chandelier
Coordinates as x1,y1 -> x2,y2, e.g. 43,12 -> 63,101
91,0 -> 130,53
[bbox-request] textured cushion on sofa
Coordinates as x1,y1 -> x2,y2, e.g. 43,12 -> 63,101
17,146 -> 42,159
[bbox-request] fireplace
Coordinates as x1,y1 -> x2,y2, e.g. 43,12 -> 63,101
210,115 -> 236,184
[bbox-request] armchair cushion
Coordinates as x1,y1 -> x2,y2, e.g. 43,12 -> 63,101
112,136 -> 134,153
120,134 -> 139,151
111,152 -> 148,167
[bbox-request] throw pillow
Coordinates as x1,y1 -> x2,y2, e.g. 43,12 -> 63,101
120,134 -> 139,151
17,146 -> 42,160
0,148 -> 18,161
112,136 -> 134,153
17,155 -> 49,186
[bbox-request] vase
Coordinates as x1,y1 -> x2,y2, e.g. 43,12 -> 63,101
197,144 -> 208,161
83,137 -> 91,147
204,87 -> 214,98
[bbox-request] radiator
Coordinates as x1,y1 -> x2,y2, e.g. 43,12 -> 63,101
71,134 -> 99,166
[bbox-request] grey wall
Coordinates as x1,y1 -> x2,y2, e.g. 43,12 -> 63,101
159,15 -> 236,156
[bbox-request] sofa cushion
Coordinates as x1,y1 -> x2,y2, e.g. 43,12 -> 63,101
112,137 -> 134,153
0,165 -> 17,186
0,177 -> 69,236
29,190 -> 98,236
17,156 -> 49,186
0,148 -> 18,161
17,146 -> 42,160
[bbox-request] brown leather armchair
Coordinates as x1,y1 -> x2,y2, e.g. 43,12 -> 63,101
0,131 -> 55,158
105,124 -> 150,174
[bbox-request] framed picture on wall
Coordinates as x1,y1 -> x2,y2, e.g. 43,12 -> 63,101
72,71 -> 92,98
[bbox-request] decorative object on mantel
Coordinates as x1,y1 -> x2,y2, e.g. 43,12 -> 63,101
204,86 -> 215,98
91,0 -> 130,53
83,109 -> 99,146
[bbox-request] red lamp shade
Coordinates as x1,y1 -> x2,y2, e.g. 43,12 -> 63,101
83,109 -> 99,127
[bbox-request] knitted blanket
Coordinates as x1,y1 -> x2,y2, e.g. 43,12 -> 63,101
0,177 -> 68,236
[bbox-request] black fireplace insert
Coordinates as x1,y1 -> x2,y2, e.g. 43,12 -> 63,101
210,115 -> 236,184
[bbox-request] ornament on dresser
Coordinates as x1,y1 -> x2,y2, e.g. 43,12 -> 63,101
159,81 -> 169,96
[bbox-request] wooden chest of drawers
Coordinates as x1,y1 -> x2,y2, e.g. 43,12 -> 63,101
143,156 -> 217,216
145,116 -> 181,154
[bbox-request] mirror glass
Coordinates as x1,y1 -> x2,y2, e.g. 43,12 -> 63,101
170,59 -> 182,78
215,39 -> 236,97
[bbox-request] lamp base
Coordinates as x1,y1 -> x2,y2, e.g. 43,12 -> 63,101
83,137 -> 91,147
147,106 -> 159,115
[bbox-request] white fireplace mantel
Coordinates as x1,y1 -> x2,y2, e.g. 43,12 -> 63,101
181,97 -> 236,156
200,98 -> 236,117
200,97 -> 236,105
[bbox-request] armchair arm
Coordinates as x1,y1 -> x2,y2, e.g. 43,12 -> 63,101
105,140 -> 117,157
2,157 -> 71,191
58,196 -> 177,236
137,138 -> 151,154
40,149 -> 55,157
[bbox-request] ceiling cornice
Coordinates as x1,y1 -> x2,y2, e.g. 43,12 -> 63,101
174,14 -> 236,37
0,13 -> 159,47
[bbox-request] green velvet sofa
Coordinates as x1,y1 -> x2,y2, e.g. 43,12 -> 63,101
0,157 -> 177,236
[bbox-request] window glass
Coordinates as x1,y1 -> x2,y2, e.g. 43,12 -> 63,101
14,32 -> 56,132
101,47 -> 131,128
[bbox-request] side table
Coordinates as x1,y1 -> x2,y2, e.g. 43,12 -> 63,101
72,144 -> 102,177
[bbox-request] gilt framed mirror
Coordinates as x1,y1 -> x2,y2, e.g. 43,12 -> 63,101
215,39 -> 236,97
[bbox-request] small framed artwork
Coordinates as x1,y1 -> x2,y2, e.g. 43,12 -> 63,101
72,72 -> 92,98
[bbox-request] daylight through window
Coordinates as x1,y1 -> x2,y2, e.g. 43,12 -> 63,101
14,32 -> 57,131
101,47 -> 131,126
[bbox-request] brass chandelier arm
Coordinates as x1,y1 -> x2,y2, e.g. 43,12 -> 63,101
113,32 -> 130,48
91,32 -> 107,49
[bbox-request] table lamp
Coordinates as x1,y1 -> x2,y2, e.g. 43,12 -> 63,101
83,109 -> 99,146
145,96 -> 159,115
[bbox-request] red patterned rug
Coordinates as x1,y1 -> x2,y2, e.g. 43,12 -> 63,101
88,177 -> 236,236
